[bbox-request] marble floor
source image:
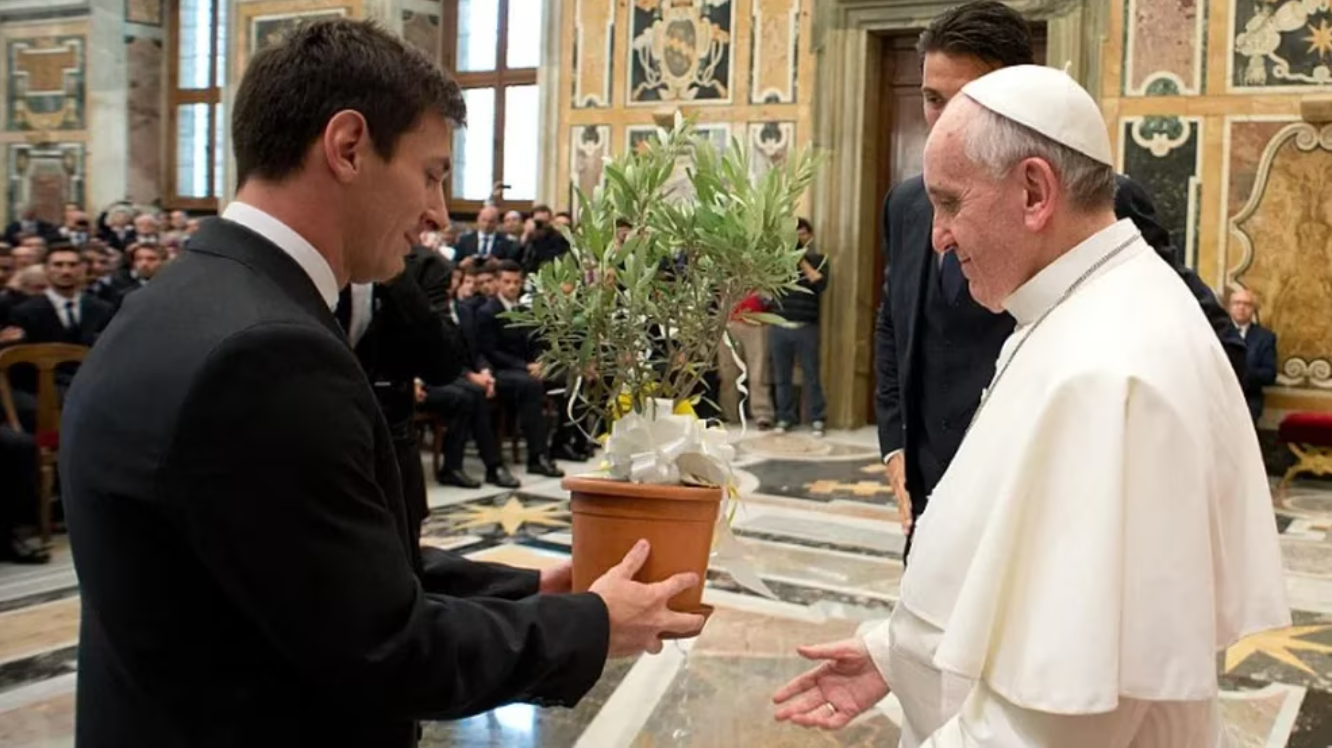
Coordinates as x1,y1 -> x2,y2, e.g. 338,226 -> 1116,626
2,426 -> 1331,746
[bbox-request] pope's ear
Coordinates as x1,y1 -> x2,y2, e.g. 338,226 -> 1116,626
1019,157 -> 1059,232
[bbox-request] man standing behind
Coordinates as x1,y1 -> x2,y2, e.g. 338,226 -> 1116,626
769,218 -> 829,437
777,64 -> 1287,746
873,0 -> 1242,555
60,20 -> 701,746
1229,287 -> 1278,422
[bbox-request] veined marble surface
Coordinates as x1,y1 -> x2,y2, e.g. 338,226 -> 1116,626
1,429 -> 1329,746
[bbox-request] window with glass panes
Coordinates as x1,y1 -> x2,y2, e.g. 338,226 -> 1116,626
167,0 -> 227,210
442,0 -> 543,214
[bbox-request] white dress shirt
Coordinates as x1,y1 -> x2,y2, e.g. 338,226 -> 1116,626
46,289 -> 81,329
346,283 -> 374,348
221,201 -> 339,310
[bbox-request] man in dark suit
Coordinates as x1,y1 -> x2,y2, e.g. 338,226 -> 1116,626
1228,287 -> 1278,422
59,20 -> 701,746
875,0 -> 1245,558
8,244 -> 113,381
477,260 -> 568,475
338,267 -> 462,553
3,206 -> 60,245
420,277 -> 523,489
454,206 -> 519,262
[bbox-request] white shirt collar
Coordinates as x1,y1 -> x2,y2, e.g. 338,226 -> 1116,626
1003,218 -> 1140,326
499,294 -> 517,312
45,289 -> 80,323
221,200 -> 339,310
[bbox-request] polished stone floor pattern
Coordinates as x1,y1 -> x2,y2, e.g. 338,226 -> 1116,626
2,426 -> 1331,746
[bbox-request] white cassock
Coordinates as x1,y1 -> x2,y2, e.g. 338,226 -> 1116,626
863,219 -> 1290,747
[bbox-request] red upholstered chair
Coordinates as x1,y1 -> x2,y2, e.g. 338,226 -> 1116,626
1278,412 -> 1332,490
0,343 -> 87,546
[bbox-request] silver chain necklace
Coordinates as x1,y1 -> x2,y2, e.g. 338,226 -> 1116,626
967,233 -> 1138,433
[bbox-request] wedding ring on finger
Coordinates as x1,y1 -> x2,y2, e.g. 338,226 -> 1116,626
824,702 -> 838,716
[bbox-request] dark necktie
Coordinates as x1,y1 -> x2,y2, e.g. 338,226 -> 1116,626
481,235 -> 491,257
939,250 -> 964,304
64,300 -> 78,330
335,287 -> 353,338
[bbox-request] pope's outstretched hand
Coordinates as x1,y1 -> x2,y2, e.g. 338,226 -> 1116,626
773,638 -> 890,729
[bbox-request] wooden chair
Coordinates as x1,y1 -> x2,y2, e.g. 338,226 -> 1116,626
0,343 -> 88,546
413,411 -> 446,476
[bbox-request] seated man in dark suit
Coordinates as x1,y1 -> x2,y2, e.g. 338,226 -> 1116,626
454,206 -> 519,262
477,260 -> 566,476
1228,288 -> 1278,423
420,274 -> 522,489
8,245 -> 113,362
103,242 -> 165,308
3,206 -> 60,246
462,260 -> 498,310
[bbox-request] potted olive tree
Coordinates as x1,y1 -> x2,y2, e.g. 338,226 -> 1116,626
505,116 -> 818,629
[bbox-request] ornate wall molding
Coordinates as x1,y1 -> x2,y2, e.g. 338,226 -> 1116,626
807,0 -> 1108,426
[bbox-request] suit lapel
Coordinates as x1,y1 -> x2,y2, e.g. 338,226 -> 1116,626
898,183 -> 934,403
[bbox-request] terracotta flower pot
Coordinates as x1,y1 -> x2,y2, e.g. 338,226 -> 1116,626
563,476 -> 721,615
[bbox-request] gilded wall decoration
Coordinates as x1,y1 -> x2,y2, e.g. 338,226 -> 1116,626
572,0 -> 614,107
749,0 -> 799,104
1230,123 -> 1332,389
628,0 -> 733,104
7,143 -> 85,225
235,1 -> 360,83
1231,0 -> 1332,89
569,125 -> 611,211
1123,0 -> 1203,95
748,120 -> 793,181
126,0 -> 164,26
625,123 -> 730,200
6,36 -> 85,132
402,11 -> 440,61
1120,116 -> 1203,266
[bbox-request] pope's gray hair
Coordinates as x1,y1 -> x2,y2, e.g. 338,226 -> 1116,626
961,100 -> 1117,212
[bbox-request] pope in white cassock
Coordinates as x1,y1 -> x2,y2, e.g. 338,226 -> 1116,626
773,64 -> 1290,746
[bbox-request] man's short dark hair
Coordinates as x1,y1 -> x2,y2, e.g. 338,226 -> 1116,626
531,204 -> 553,216
555,211 -> 572,221
917,1 -> 1036,68
465,263 -> 487,277
45,243 -> 84,265
796,218 -> 813,233
129,243 -> 166,262
496,260 -> 523,276
232,18 -> 466,187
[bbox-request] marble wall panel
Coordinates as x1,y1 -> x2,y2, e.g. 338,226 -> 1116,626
572,0 -> 614,108
1231,0 -> 1332,89
126,36 -> 163,205
749,0 -> 799,104
1121,116 -> 1203,266
126,0 -> 164,26
7,143 -> 86,225
401,10 -> 440,61
624,122 -> 729,201
628,0 -> 734,104
748,120 -> 793,182
1124,0 -> 1203,95
1228,119 -> 1298,217
568,124 -> 610,211
1230,122 -> 1332,389
234,0 -> 360,83
5,35 -> 86,132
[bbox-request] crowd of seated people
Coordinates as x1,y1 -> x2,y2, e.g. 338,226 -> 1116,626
0,200 -> 586,565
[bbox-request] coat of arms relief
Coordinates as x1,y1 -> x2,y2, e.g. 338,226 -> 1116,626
629,0 -> 733,103
1233,0 -> 1332,86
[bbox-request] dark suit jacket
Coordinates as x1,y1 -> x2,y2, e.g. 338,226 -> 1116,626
7,293 -> 114,390
455,231 -> 519,262
1240,323 -> 1277,421
60,218 -> 609,747
404,245 -> 453,320
453,298 -> 491,373
875,174 -> 1245,475
477,296 -> 537,372
4,219 -> 60,245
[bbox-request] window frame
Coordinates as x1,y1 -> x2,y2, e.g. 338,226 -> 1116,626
441,0 -> 539,217
165,0 -> 225,212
